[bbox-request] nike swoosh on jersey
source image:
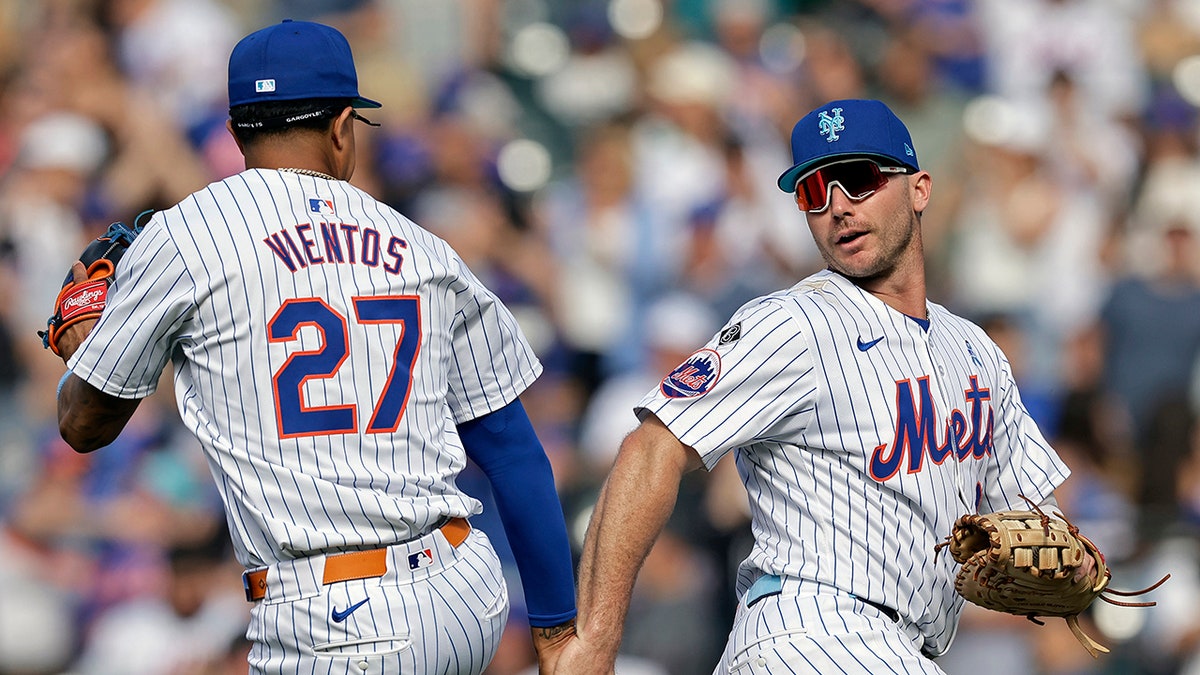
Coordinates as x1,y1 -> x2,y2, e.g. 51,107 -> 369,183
331,598 -> 369,623
857,336 -> 884,351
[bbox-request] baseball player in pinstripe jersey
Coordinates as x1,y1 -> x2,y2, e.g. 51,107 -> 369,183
553,99 -> 1074,674
53,20 -> 577,674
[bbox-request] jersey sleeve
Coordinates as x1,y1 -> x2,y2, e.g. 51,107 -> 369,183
635,298 -> 817,470
978,347 -> 1071,512
444,259 -> 542,424
67,219 -> 195,399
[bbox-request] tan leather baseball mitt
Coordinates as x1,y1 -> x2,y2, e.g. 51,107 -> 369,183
935,497 -> 1168,657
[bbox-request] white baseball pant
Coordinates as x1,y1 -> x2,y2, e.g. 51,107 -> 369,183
714,575 -> 946,675
245,524 -> 508,674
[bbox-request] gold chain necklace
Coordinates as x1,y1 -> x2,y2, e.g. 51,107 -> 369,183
278,167 -> 337,180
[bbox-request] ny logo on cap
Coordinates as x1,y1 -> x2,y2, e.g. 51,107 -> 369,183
818,108 -> 845,142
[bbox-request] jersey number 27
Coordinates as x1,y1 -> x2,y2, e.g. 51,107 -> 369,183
268,296 -> 420,438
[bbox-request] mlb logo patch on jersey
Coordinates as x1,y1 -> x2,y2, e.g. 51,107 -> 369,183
309,198 -> 335,218
661,349 -> 721,398
408,548 -> 434,570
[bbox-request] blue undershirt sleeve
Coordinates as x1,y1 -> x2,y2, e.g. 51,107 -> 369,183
457,399 -> 577,627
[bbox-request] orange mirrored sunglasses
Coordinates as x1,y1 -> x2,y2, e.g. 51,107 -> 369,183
793,159 -> 910,212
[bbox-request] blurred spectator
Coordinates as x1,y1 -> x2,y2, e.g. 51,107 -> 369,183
102,0 -> 240,135
380,0 -> 502,96
903,0 -> 988,94
1182,429 -> 1200,529
873,27 -> 972,294
1136,0 -> 1200,84
0,109 -> 103,456
682,134 -> 818,319
794,21 -> 868,104
619,525 -> 725,673
8,388 -> 224,636
948,96 -> 1110,393
1095,217 -> 1200,483
1137,398 -> 1197,542
577,292 -> 721,470
709,0 -> 802,137
69,524 -> 248,674
1130,88 -> 1200,270
632,40 -> 737,252
976,0 -> 1149,120
0,519 -> 78,674
535,120 -> 677,384
536,6 -> 638,130
2,112 -> 101,341
1042,69 -> 1143,215
1124,531 -> 1200,673
1051,386 -> 1139,563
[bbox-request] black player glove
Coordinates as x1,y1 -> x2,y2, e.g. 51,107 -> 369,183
38,212 -> 150,356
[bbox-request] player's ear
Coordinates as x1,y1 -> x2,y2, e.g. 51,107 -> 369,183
331,107 -> 355,150
909,170 -> 932,214
225,119 -> 246,154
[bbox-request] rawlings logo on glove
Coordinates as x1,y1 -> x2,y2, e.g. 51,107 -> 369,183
935,496 -> 1169,657
39,212 -> 151,357
61,284 -> 108,314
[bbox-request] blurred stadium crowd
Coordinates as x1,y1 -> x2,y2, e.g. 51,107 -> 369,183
1,0 -> 1199,673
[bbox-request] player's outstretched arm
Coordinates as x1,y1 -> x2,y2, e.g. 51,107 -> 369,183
456,399 -> 578,670
553,413 -> 703,674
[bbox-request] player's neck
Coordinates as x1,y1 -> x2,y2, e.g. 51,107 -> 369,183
850,267 -> 928,320
243,135 -> 346,181
866,286 -> 927,320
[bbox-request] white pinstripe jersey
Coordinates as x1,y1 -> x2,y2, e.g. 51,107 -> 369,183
636,269 -> 1070,656
69,169 -> 541,568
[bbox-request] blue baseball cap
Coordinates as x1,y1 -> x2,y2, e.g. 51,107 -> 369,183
228,19 -> 381,109
777,99 -> 918,193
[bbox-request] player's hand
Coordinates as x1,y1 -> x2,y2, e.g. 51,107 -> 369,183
54,261 -> 98,362
1074,543 -> 1097,583
531,620 -> 577,673
545,631 -> 615,675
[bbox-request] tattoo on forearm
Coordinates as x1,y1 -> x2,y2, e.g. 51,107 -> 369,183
535,619 -> 577,640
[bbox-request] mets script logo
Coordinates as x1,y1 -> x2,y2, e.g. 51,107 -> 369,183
819,108 -> 845,142
661,349 -> 721,398
868,375 -> 994,481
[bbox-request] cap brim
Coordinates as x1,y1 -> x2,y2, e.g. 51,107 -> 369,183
776,152 -> 915,192
352,96 -> 382,109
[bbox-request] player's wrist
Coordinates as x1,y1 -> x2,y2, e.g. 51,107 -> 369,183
531,618 -> 576,648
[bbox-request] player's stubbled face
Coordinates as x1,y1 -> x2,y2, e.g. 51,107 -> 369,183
804,173 -> 918,280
